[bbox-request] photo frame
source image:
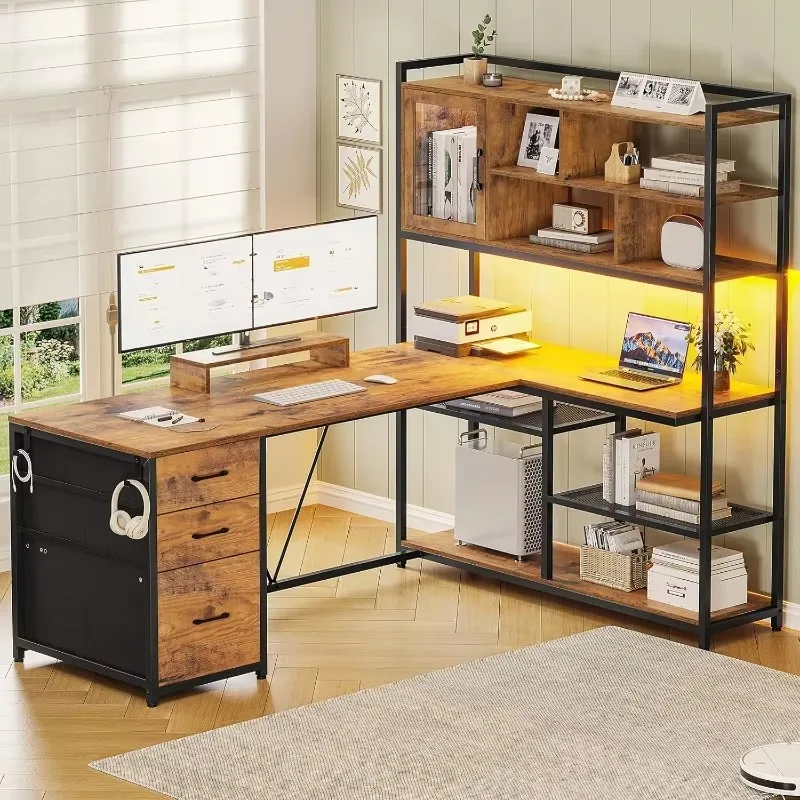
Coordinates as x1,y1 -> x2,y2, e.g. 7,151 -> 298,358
517,113 -> 560,169
612,71 -> 706,116
537,147 -> 559,176
337,75 -> 382,145
337,143 -> 383,214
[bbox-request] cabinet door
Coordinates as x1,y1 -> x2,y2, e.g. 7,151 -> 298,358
21,533 -> 86,655
85,556 -> 148,677
401,87 -> 486,240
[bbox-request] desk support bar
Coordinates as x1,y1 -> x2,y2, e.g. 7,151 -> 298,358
270,425 -> 330,584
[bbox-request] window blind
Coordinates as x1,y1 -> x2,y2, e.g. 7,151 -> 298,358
0,0 -> 263,308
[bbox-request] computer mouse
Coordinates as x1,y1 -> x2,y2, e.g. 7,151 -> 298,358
364,374 -> 398,385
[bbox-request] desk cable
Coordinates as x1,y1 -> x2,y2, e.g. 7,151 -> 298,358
11,450 -> 33,494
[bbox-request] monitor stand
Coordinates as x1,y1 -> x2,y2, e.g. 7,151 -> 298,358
212,330 -> 301,356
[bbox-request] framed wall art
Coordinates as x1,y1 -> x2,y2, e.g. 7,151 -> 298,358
337,143 -> 382,214
337,75 -> 382,145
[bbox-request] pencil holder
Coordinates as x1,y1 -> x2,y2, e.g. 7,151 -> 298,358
604,142 -> 641,184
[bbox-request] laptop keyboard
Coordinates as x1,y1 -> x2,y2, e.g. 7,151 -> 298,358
600,369 -> 671,386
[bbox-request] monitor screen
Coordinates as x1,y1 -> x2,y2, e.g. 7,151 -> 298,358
118,236 -> 254,353
252,216 -> 379,329
619,312 -> 691,377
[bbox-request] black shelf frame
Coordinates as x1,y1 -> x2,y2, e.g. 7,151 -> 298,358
394,54 -> 791,650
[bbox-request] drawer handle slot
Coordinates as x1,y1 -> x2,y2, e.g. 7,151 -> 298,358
191,527 -> 230,541
191,469 -> 230,483
192,612 -> 231,626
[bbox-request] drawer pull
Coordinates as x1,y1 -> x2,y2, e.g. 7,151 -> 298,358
191,469 -> 230,483
191,527 -> 230,541
192,612 -> 231,626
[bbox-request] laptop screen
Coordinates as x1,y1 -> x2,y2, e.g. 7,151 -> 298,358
618,312 -> 692,377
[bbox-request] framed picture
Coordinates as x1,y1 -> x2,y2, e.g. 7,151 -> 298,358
337,75 -> 382,145
337,143 -> 382,214
517,113 -> 560,169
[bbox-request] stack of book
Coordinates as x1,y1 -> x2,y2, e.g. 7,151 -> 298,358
423,126 -> 478,223
528,227 -> 614,254
444,390 -> 542,418
634,472 -> 732,525
602,429 -> 661,507
583,521 -> 644,554
640,153 -> 740,198
647,540 -> 747,613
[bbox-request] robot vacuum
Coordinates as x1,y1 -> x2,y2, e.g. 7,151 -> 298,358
741,742 -> 800,795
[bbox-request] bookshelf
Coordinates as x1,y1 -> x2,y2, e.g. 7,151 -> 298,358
394,55 -> 791,649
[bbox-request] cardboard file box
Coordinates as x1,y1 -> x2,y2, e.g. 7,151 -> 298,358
454,430 -> 543,560
647,564 -> 748,613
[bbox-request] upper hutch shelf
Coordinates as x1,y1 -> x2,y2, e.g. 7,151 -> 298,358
410,76 -> 780,129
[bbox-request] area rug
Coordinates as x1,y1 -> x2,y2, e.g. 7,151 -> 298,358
92,627 -> 794,799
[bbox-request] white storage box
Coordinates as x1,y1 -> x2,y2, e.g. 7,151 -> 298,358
647,563 -> 748,613
455,429 -> 543,560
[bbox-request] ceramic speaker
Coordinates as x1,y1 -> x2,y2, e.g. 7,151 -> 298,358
661,214 -> 704,270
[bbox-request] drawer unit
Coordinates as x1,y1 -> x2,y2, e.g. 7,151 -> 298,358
157,552 -> 261,686
157,495 -> 261,572
156,440 -> 259,514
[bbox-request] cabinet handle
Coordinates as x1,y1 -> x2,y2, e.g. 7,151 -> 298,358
475,148 -> 485,191
192,612 -> 231,626
191,469 -> 229,483
191,527 -> 230,541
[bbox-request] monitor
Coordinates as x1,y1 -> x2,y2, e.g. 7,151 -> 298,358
618,312 -> 691,377
118,236 -> 253,353
252,216 -> 379,329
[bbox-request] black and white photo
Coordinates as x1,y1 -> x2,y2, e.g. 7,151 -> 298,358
517,113 -> 559,169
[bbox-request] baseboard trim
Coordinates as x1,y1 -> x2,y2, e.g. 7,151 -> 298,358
782,600 -> 800,632
0,557 -> 8,574
267,483 -> 315,514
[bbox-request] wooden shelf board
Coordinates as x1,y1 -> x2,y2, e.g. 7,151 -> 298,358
406,76 -> 779,130
405,531 -> 771,626
489,165 -> 778,208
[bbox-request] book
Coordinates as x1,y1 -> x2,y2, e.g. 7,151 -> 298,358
117,406 -> 200,428
636,472 -> 724,502
635,500 -> 732,525
616,431 -> 660,506
414,295 -> 511,322
653,540 -> 744,569
426,131 -> 434,215
640,177 -> 742,197
643,167 -> 730,185
603,429 -> 642,504
650,153 -> 736,175
634,488 -> 729,515
528,234 -> 614,254
444,389 -> 543,418
536,227 -> 615,245
432,130 -> 457,220
455,127 -> 477,224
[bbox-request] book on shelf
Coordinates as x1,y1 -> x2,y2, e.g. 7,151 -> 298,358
536,227 -> 615,245
650,153 -> 736,175
643,167 -> 731,186
456,126 -> 477,224
602,429 -> 643,503
431,130 -> 457,221
634,488 -> 729,515
635,500 -> 732,525
616,431 -> 660,507
640,177 -> 742,197
528,234 -> 614,254
636,472 -> 724,502
652,540 -> 744,570
444,389 -> 543,418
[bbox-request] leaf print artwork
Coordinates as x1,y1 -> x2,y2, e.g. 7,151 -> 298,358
340,79 -> 377,136
342,150 -> 378,200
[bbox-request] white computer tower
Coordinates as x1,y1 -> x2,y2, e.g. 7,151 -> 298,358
454,430 -> 543,560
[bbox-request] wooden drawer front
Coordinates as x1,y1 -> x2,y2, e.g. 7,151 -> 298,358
157,495 -> 261,572
158,553 -> 260,686
157,440 -> 259,514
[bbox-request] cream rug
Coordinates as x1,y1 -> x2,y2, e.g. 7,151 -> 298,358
92,627 -> 791,799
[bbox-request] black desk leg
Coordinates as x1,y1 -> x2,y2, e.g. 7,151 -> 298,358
698,533 -> 712,650
541,398 -> 554,581
396,410 -> 408,567
257,437 -> 269,680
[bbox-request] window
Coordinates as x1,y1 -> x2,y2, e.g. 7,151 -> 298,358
0,299 -> 82,473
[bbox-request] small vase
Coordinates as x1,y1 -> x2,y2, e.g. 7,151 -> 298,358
464,57 -> 488,85
714,370 -> 731,392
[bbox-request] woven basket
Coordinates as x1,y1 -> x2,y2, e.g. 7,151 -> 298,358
579,546 -> 652,592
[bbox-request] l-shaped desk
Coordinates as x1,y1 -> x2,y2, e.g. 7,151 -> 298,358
8,342 -> 780,705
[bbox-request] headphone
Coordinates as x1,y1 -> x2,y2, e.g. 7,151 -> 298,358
109,480 -> 151,540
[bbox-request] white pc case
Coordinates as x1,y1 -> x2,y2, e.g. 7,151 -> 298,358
454,430 -> 543,560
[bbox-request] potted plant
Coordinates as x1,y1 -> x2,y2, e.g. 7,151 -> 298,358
687,308 -> 755,392
465,15 -> 496,85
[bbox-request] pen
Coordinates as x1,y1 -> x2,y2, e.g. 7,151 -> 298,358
171,415 -> 184,425
157,415 -> 173,422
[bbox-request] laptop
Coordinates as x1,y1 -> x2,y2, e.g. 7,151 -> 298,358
581,312 -> 692,392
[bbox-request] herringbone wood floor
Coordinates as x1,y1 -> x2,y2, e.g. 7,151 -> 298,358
0,504 -> 798,798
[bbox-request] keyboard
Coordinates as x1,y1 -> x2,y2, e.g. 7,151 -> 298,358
254,379 -> 367,407
598,369 -> 671,386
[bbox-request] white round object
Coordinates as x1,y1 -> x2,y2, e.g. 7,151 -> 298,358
661,214 -> 704,270
740,742 -> 800,795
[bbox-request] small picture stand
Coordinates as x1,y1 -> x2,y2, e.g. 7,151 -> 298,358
605,142 -> 641,184
170,331 -> 350,394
